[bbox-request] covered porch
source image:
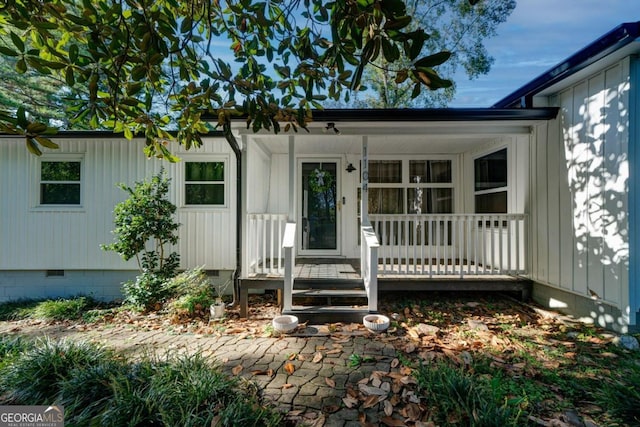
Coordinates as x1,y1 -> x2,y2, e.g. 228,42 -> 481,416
240,213 -> 531,319
235,109 -> 555,320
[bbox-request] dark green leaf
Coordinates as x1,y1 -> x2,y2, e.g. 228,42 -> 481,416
0,46 -> 19,57
69,44 -> 79,63
26,138 -> 42,156
15,58 -> 27,74
414,51 -> 452,68
35,136 -> 59,149
10,32 -> 25,52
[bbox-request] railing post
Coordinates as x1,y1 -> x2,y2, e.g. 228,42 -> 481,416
361,225 -> 379,312
283,222 -> 296,312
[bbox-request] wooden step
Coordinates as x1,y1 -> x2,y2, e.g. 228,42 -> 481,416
292,289 -> 367,298
283,306 -> 372,323
293,278 -> 364,289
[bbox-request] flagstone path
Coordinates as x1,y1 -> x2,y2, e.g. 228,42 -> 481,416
0,321 -> 407,426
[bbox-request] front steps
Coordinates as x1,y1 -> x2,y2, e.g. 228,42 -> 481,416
283,278 -> 373,323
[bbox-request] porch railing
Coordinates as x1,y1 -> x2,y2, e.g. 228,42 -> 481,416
361,225 -> 380,312
245,213 -> 288,276
369,214 -> 527,277
282,222 -> 296,312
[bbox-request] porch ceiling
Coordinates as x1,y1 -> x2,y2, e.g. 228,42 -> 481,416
244,120 -> 537,155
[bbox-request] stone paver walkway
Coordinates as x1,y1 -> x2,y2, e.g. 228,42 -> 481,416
0,322 -> 402,426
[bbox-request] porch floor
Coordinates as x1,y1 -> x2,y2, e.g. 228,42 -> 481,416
239,259 -> 532,318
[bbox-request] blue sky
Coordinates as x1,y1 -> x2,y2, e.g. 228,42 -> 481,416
449,0 -> 637,107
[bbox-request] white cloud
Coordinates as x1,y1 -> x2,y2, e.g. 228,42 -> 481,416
450,0 -> 637,106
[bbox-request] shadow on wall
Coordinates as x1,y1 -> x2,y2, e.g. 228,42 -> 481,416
559,75 -> 631,331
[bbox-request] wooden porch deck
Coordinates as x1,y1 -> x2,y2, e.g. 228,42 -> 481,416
239,259 -> 532,318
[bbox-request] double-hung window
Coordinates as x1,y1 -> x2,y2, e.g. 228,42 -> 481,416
362,159 -> 454,215
184,161 -> 225,206
39,159 -> 82,206
474,148 -> 507,213
358,158 -> 455,245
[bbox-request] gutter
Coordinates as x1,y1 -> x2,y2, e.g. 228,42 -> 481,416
221,123 -> 243,308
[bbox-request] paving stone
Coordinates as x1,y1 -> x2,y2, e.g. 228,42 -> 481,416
286,374 -> 312,387
294,395 -> 324,410
299,383 -> 320,396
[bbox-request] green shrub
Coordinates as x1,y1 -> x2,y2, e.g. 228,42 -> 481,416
102,169 -> 180,311
594,368 -> 640,424
121,271 -> 168,311
58,360 -> 128,426
32,296 -> 98,321
413,359 -> 524,426
167,267 -> 217,318
2,338 -> 114,404
0,299 -> 40,321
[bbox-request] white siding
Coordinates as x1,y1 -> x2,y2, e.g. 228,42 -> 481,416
0,136 -> 236,272
530,58 -> 630,313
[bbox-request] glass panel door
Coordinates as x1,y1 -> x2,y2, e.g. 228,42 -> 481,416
300,161 -> 339,254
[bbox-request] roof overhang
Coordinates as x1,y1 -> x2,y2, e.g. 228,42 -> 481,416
226,107 -> 558,155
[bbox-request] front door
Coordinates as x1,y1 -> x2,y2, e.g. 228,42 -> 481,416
299,160 -> 340,255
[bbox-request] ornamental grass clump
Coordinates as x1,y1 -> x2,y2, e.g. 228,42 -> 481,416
0,340 -> 282,427
166,267 -> 217,320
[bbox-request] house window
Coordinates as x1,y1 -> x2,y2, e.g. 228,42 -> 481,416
185,161 -> 225,205
40,160 -> 82,205
474,148 -> 507,213
361,159 -> 454,215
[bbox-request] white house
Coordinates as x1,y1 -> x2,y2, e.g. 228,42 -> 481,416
0,22 -> 638,332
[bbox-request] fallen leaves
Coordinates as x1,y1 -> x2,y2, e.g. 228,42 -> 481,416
284,362 -> 296,375
231,364 -> 243,375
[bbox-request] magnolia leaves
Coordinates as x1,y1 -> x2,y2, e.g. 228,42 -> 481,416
0,0 -> 477,160
0,107 -> 58,156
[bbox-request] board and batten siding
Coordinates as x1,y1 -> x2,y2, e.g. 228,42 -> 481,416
529,58 -> 630,327
0,136 -> 236,272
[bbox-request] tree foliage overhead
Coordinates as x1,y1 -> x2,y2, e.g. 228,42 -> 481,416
0,0 -> 478,158
352,0 -> 516,108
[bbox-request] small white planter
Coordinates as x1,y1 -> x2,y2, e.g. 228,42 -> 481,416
210,302 -> 225,319
272,315 -> 298,333
363,314 -> 390,332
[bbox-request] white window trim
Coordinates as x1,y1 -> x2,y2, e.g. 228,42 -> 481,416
364,156 -> 457,214
179,155 -> 230,210
472,146 -> 509,213
33,154 -> 85,211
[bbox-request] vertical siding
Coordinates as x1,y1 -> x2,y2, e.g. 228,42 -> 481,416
546,112 -> 562,287
267,154 -> 290,214
0,136 -> 236,271
246,141 -> 272,213
533,126 -> 549,284
532,58 -> 630,312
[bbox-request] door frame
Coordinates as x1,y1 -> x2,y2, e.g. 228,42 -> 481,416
297,157 -> 342,257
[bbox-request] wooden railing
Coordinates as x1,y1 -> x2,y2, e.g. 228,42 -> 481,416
282,222 -> 296,312
361,225 -> 380,312
245,213 -> 288,276
369,214 -> 527,277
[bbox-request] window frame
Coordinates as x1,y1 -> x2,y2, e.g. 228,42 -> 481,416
361,156 -> 456,216
35,154 -> 85,210
473,147 -> 509,215
179,156 -> 229,209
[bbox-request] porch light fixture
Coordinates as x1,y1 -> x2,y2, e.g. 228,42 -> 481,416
346,163 -> 356,173
324,122 -> 341,135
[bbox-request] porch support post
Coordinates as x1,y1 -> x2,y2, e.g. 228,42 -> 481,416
361,136 -> 369,226
288,135 -> 295,221
283,135 -> 295,312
